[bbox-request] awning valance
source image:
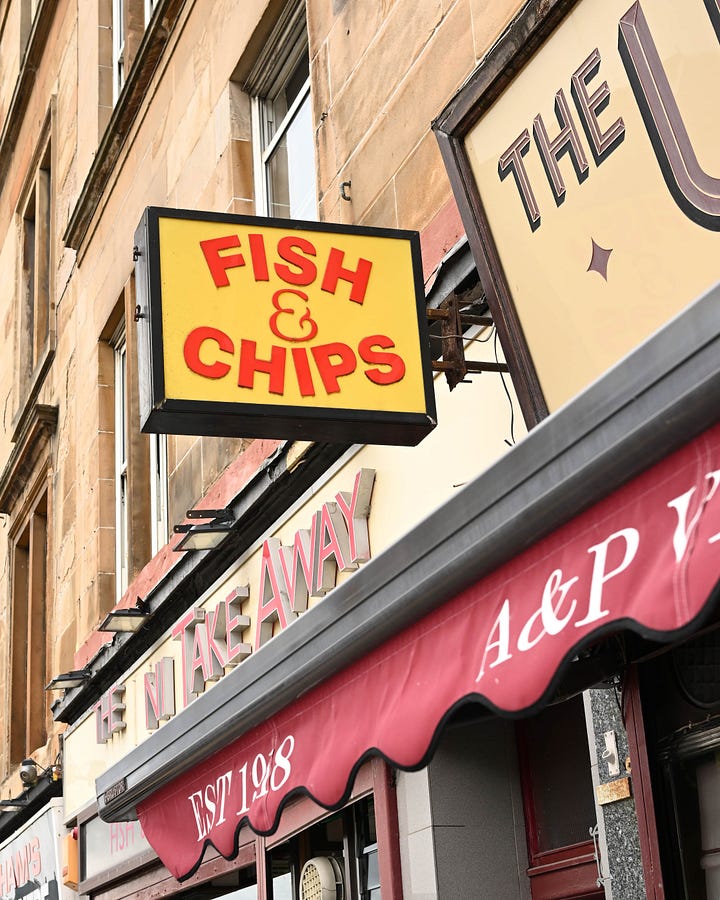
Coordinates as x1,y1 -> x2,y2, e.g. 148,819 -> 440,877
137,420 -> 720,880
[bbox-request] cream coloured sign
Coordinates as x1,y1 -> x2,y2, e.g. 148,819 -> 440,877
464,0 -> 720,410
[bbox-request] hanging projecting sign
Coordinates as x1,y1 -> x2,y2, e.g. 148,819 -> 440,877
134,208 -> 436,445
434,0 -> 720,416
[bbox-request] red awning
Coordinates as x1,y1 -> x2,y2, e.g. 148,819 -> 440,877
138,423 -> 720,880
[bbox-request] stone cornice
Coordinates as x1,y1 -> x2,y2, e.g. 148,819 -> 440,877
0,403 -> 58,514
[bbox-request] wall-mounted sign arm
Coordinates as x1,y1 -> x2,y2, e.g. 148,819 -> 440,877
429,296 -> 508,389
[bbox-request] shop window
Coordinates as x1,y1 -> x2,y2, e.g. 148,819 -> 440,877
9,489 -> 49,766
267,796 -> 379,900
638,628 -> 720,898
518,694 -> 604,899
174,867 -> 258,899
18,136 -> 53,406
246,0 -> 317,220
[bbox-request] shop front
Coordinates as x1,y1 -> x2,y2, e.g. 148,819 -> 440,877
59,1 -> 720,894
59,248 -> 525,899
0,800 -> 77,900
86,280 -> 720,898
428,0 -> 720,894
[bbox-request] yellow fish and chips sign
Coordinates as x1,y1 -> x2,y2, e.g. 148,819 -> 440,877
134,209 -> 436,444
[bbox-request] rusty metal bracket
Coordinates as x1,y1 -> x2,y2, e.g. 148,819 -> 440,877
429,296 -> 508,389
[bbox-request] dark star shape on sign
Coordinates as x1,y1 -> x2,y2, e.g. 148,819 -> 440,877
587,239 -> 613,280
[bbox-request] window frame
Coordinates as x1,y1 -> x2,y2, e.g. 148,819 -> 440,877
111,0 -> 126,103
516,695 -> 604,899
111,0 -> 156,105
148,430 -> 168,557
246,0 -> 317,221
252,73 -> 314,220
112,323 -> 130,599
8,481 -> 50,767
108,283 -> 168,604
263,759 -> 401,900
16,117 -> 54,420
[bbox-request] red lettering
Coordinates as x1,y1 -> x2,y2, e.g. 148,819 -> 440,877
203,606 -> 227,679
311,342 -> 357,393
224,586 -> 251,665
359,334 -> 406,385
184,326 -> 233,379
291,347 -> 315,396
30,837 -> 40,878
13,848 -> 28,886
321,247 -> 372,303
248,233 -> 269,281
269,289 -> 318,342
189,623 -> 207,695
238,340 -> 286,394
144,658 -> 175,730
313,503 -> 349,593
173,608 -> 206,707
256,538 -> 297,649
275,236 -> 318,285
95,686 -> 125,741
200,234 -> 245,287
278,529 -> 314,612
336,469 -> 375,566
5,856 -> 16,891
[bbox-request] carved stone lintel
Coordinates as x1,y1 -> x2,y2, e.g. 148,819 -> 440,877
0,403 -> 58,514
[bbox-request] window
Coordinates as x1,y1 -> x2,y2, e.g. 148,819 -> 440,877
112,324 -> 130,596
248,0 -> 317,220
111,0 -> 157,103
10,489 -> 48,765
149,427 -> 168,556
107,285 -> 168,602
172,867 -> 258,899
111,0 -> 125,102
20,0 -> 42,60
517,695 -> 604,900
0,404 -> 56,772
267,796 -> 379,900
18,138 -> 52,401
637,630 -> 720,898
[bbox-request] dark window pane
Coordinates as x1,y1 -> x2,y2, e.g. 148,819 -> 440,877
522,695 -> 595,852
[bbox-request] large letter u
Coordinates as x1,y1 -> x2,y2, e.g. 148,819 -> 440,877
619,1 -> 720,230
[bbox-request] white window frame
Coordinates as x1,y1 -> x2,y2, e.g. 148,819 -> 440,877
18,137 -> 52,396
149,432 -> 168,555
246,0 -> 316,221
113,325 -> 129,600
112,0 -> 126,103
112,321 -> 169,599
251,75 -> 314,219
